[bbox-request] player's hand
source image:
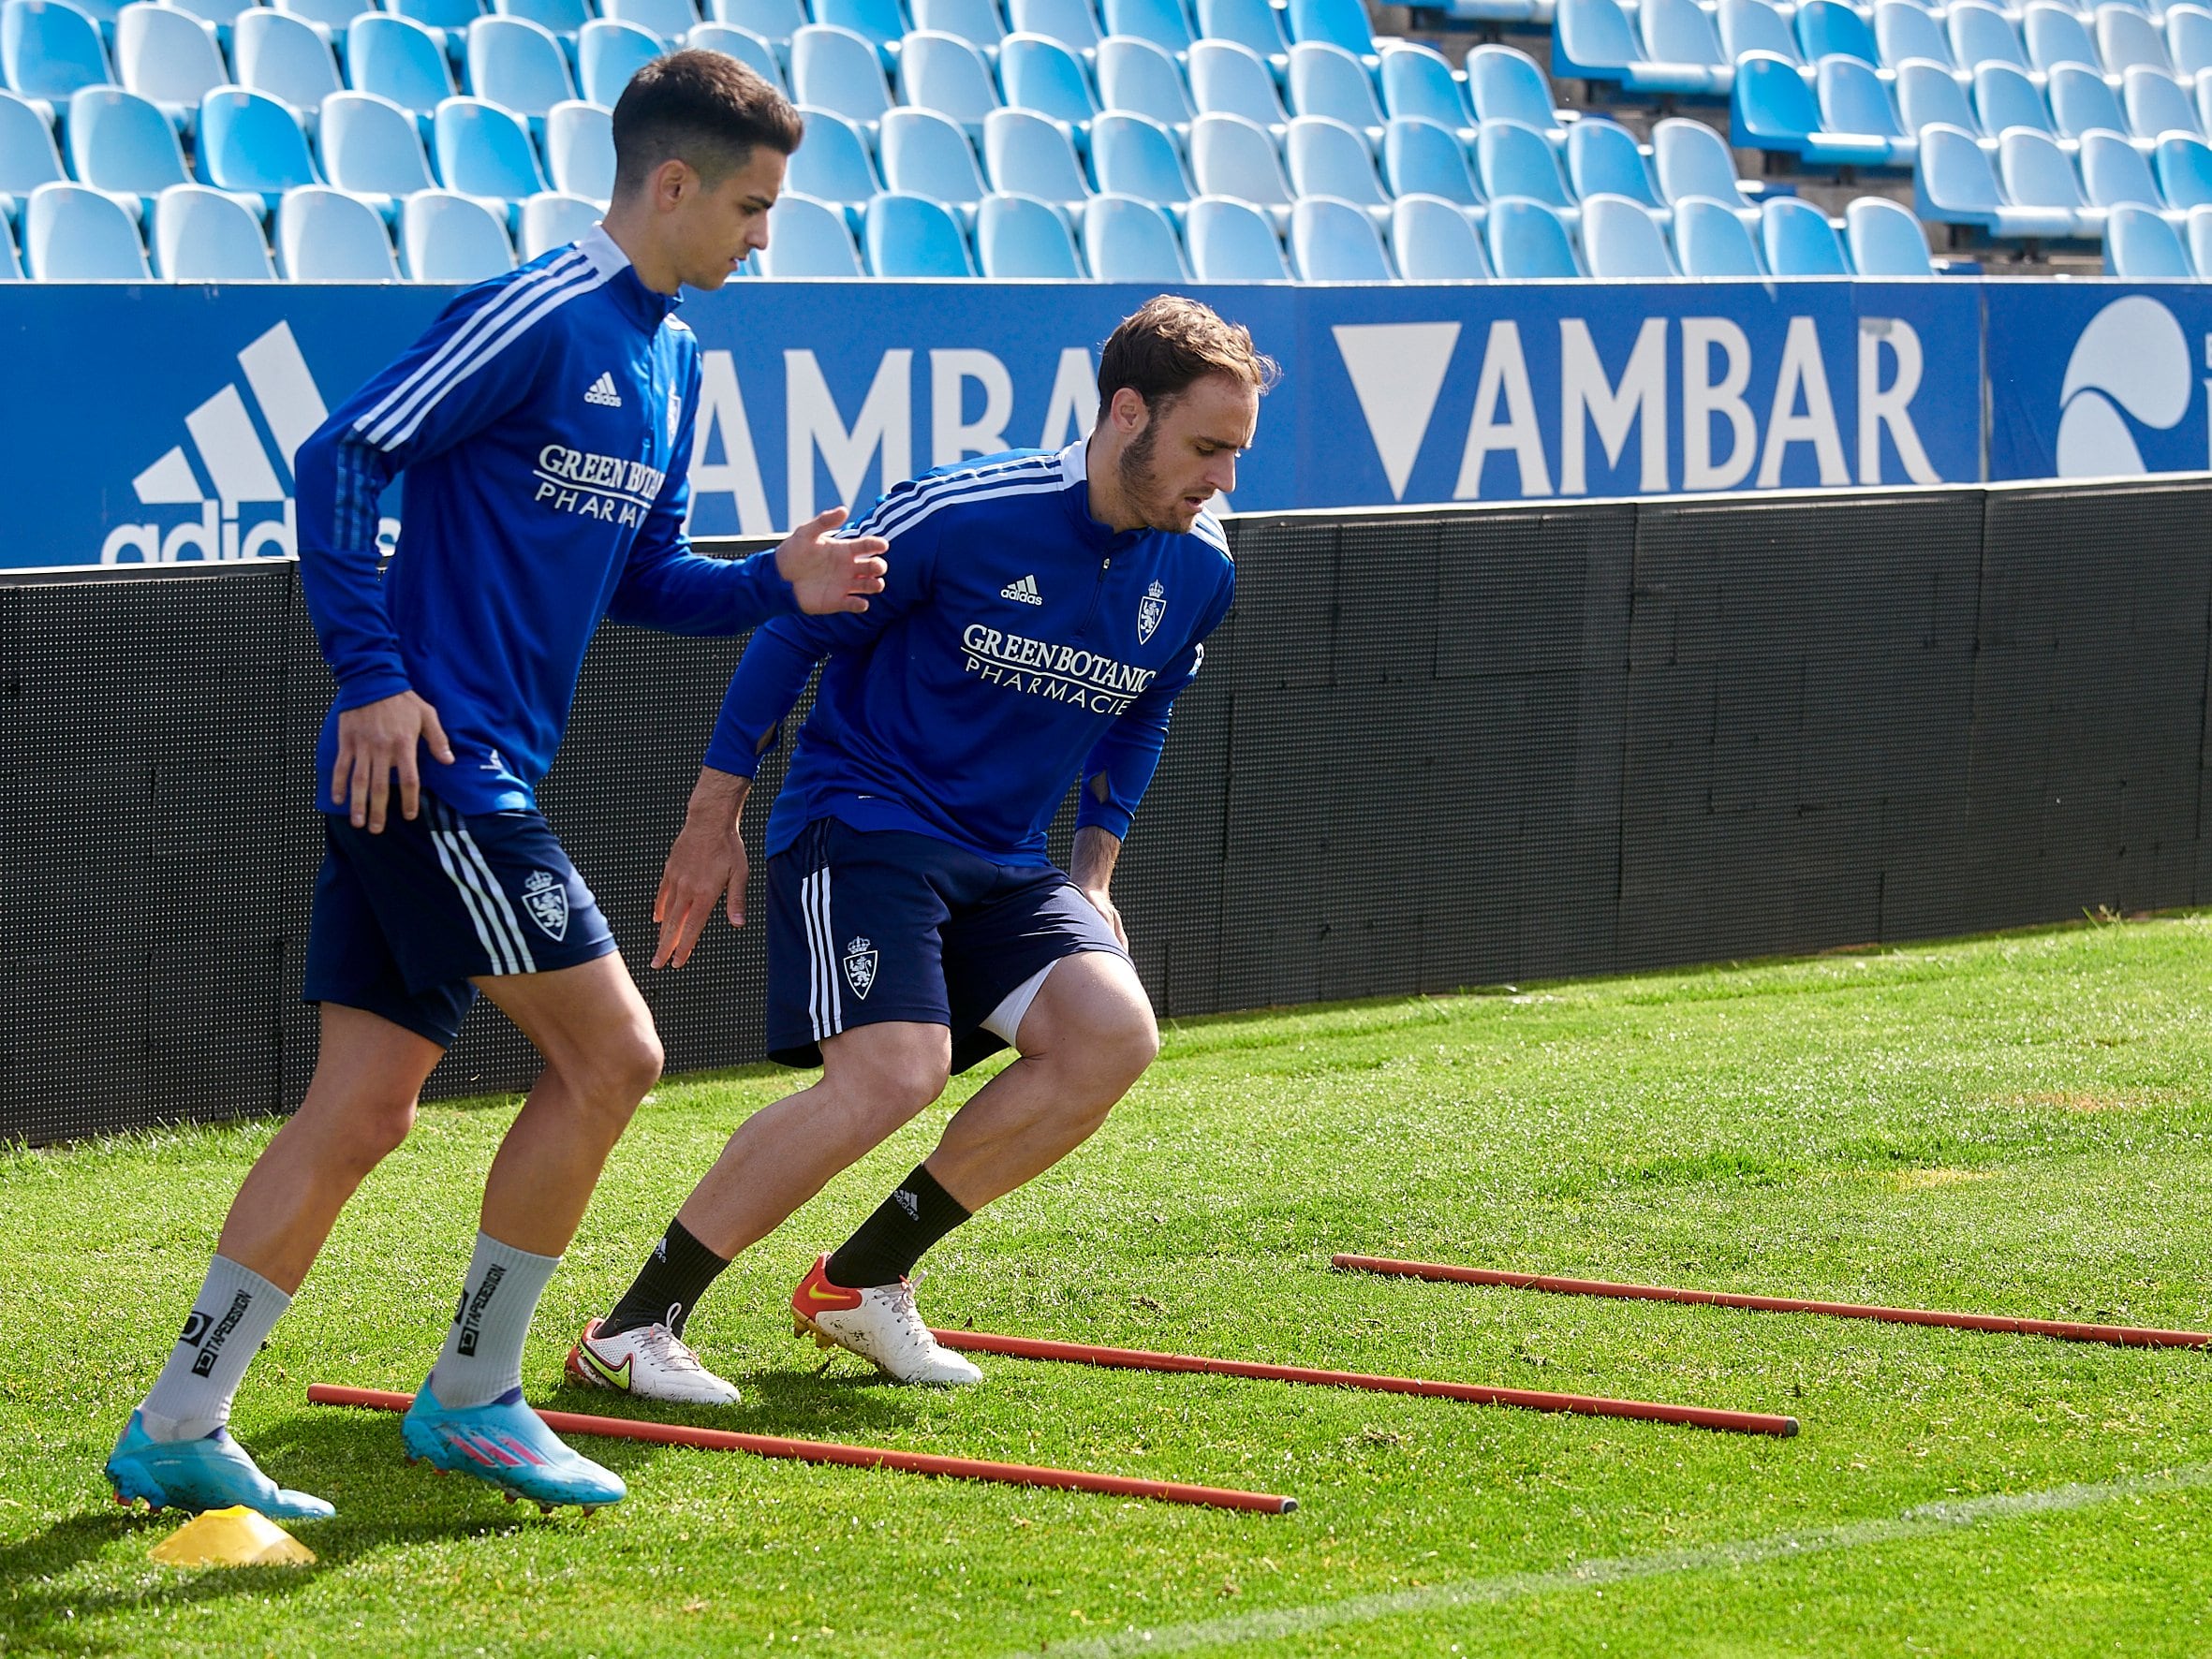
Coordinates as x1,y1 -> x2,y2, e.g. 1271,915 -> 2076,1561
775,507 -> 888,616
654,814 -> 746,969
332,690 -> 453,833
1079,886 -> 1129,949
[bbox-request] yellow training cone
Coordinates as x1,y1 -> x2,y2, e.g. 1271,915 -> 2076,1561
149,1506 -> 317,1567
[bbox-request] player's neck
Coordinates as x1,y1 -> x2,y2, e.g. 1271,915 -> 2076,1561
1084,433 -> 1144,533
597,212 -> 681,295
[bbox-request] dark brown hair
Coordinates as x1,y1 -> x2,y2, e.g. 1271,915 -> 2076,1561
611,49 -> 804,195
1097,296 -> 1280,412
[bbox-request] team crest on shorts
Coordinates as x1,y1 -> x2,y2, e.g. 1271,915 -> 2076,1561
1137,580 -> 1167,644
843,936 -> 878,1000
521,870 -> 569,941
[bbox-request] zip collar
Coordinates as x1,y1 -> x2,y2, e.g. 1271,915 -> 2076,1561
578,225 -> 685,331
1056,436 -> 1145,554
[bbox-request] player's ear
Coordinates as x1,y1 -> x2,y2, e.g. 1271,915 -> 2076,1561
655,157 -> 694,211
1111,387 -> 1149,433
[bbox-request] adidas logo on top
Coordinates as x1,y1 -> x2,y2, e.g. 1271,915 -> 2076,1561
1000,574 -> 1043,605
584,372 -> 623,407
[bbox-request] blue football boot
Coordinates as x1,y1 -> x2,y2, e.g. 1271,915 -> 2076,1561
400,1379 -> 626,1512
106,1411 -> 334,1520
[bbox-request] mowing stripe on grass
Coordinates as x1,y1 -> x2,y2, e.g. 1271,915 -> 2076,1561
1043,1462 -> 2212,1657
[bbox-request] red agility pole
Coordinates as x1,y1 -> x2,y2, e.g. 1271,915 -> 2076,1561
928,1329 -> 1797,1438
1333,1255 -> 2212,1351
305,1384 -> 1295,1513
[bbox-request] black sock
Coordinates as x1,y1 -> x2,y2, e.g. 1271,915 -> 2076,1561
825,1164 -> 972,1288
600,1218 -> 730,1340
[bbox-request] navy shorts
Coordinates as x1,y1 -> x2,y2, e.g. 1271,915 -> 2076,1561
302,794 -> 617,1048
764,818 -> 1128,1072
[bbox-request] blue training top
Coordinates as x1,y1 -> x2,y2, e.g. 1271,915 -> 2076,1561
294,227 -> 799,816
705,441 -> 1236,867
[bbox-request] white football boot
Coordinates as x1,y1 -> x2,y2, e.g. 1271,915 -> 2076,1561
790,1255 -> 983,1387
565,1314 -> 742,1405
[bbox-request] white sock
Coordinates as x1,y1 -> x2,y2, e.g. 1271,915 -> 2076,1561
140,1256 -> 291,1443
427,1233 -> 560,1410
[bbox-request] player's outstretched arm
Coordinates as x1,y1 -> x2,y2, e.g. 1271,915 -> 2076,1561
775,507 -> 889,615
332,691 -> 455,834
1070,826 -> 1129,948
654,767 -> 751,969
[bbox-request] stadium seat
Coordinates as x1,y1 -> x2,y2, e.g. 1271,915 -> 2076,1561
1286,113 -> 1386,207
1582,191 -> 1678,276
232,10 -> 344,118
198,87 -> 321,204
1948,3 -> 2028,74
786,103 -> 881,201
1720,0 -> 1799,64
976,187 -> 1082,272
2155,130 -> 2212,208
1477,117 -> 1573,209
687,23 -> 789,92
2025,5 -> 2099,77
1377,42 -> 1468,135
1813,55 -> 1914,166
2079,126 -> 2162,209
1796,0 -> 1878,65
433,95 -> 547,198
1188,38 -> 1288,127
1387,191 -> 1489,277
2,0 -> 113,118
579,20 -> 664,108
519,188 -> 599,255
1288,41 -> 1385,134
2097,6 -> 2172,76
23,180 -> 149,277
66,85 -> 188,201
999,31 -> 1099,124
2047,61 -> 2128,141
1196,0 -> 1287,69
2187,199 -> 2212,274
320,91 -> 437,203
1635,0 -> 1732,97
2170,4 -> 2212,78
1080,189 -> 1186,275
499,0 -> 594,32
465,17 -> 576,125
790,24 -> 893,126
402,186 -> 515,277
606,0 -> 703,43
2123,66 -> 2199,143
1873,1 -> 1949,69
1289,192 -> 1391,277
863,188 -> 975,272
1088,109 -> 1192,200
1185,191 -> 1288,276
879,103 -> 988,213
1895,59 -> 1976,137
982,104 -> 1089,204
913,0 -> 1006,51
1652,116 -> 1750,211
1845,194 -> 1930,272
1465,45 -> 1563,140
1007,0 -> 1101,53
817,0 -> 906,60
1918,122 -> 2085,237
0,209 -> 22,277
710,0 -> 804,47
1286,0 -> 1374,65
1567,118 -> 1659,208
1762,193 -> 1850,273
1188,111 -> 1291,213
0,87 -> 64,207
902,30 -> 999,132
758,188 -> 863,271
1999,125 -> 2102,233
392,0 -> 487,37
1674,193 -> 1764,273
1101,0 -> 1192,54
115,4 -> 229,127
348,14 -> 458,120
152,183 -> 275,278
2105,198 -> 2191,272
546,98 -> 614,198
1096,35 -> 1192,128
1382,114 -> 1480,204
1483,194 -> 1579,276
1971,62 -> 2051,140
1553,0 -> 1648,95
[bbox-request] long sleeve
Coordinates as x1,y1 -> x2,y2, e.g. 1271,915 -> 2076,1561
1076,571 -> 1235,840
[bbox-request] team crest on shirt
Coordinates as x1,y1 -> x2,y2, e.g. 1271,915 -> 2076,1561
843,937 -> 878,1000
522,870 -> 569,941
1137,580 -> 1167,644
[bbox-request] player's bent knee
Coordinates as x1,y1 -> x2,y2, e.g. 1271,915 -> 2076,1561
826,1027 -> 951,1122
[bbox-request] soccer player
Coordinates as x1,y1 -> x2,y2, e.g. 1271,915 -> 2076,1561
568,298 -> 1274,1401
104,53 -> 887,1519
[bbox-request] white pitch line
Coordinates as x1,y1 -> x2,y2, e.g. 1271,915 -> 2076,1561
1039,1462 -> 2212,1657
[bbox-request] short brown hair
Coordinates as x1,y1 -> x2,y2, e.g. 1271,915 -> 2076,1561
611,49 -> 804,195
1097,296 -> 1279,412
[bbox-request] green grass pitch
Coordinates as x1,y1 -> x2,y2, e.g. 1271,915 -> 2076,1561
7,915 -> 2212,1655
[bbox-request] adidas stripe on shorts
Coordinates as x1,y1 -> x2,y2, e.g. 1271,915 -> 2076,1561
302,793 -> 617,1047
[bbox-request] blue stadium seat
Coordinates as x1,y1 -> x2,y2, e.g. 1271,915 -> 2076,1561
1,0 -> 113,121
115,4 -> 229,128
433,94 -> 547,198
758,188 -> 863,271
1636,0 -> 1732,97
392,0 -> 487,37
233,9 -> 343,116
499,0 -> 593,32
348,14 -> 458,120
1652,115 -> 1750,210
2024,3 -> 2099,75
1732,52 -> 1819,157
1874,2 -> 1949,69
401,186 -> 514,277
1286,113 -> 1386,205
1796,0 -> 1877,65
1377,42 -> 1469,135
1382,113 -> 1479,203
2105,198 -> 2191,272
1846,194 -> 1930,272
321,90 -> 438,200
2097,6 -> 2171,76
1188,38 -> 1287,127
1080,189 -> 1186,274
1185,190 -> 1288,275
1582,191 -> 1678,275
1567,116 -> 1659,207
466,16 -> 576,125
276,184 -> 402,276
0,200 -> 22,275
1477,116 -> 1573,208
791,23 -> 893,126
1096,35 -> 1192,127
1913,120 -> 2011,230
1465,44 -> 1562,139
2187,199 -> 2212,274
1288,41 -> 1384,135
1387,191 -> 1489,277
153,183 -> 275,277
519,188 -> 599,254
1895,59 -> 1975,137
24,179 -> 149,276
787,102 -> 881,200
2195,75 -> 2212,142
1998,125 -> 2101,233
606,0 -> 702,43
199,86 -> 322,205
66,85 -> 188,200
2046,61 -> 2127,140
1948,3 -> 2028,73
903,29 -> 999,132
0,85 -> 64,211
1762,193 -> 1849,272
982,104 -> 1090,203
863,188 -> 975,272
2080,125 -> 2161,207
1101,0 -> 1192,54
2170,3 -> 2212,78
2123,66 -> 2198,142
1188,110 -> 1290,212
167,0 -> 257,29
1813,55 -> 1913,166
710,0 -> 804,49
1086,109 -> 1191,199
688,23 -> 789,93
879,103 -> 988,213
1196,0 -> 1286,69
546,98 -> 613,197
1290,192 -> 1391,276
1674,193 -> 1764,273
816,0 -> 905,61
2156,130 -> 2212,207
1285,0 -> 1373,66
1721,0 -> 1798,63
1007,0 -> 1100,53
1971,61 -> 2051,139
976,187 -> 1081,272
580,20 -> 663,107
1553,0 -> 1645,95
1483,194 -> 1579,275
913,0 -> 1006,51
998,30 -> 1099,124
